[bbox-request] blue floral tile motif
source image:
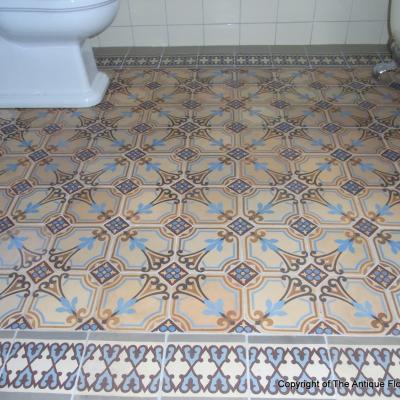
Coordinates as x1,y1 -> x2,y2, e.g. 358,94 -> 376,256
228,262 -> 259,286
76,148 -> 97,161
323,123 -> 342,133
341,180 -> 365,195
280,148 -> 301,160
381,149 -> 400,162
369,122 -> 388,134
46,216 -> 70,234
165,217 -> 191,235
27,261 -> 53,283
227,179 -> 251,194
285,179 -> 308,194
104,217 -> 129,234
275,122 -> 295,133
11,179 -> 32,194
228,217 -> 254,236
367,265 -> 396,289
176,148 -> 197,160
290,217 -> 317,236
227,148 -> 249,160
227,122 -> 247,133
115,179 -> 138,194
159,263 -> 188,285
171,179 -> 194,194
133,123 -> 152,133
29,149 -> 48,161
125,148 -> 146,161
299,264 -> 328,286
90,261 -> 120,284
331,148 -> 352,161
353,218 -> 378,237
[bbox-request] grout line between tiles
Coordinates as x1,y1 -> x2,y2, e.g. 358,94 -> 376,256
70,330 -> 90,400
158,47 -> 166,69
157,332 -> 168,399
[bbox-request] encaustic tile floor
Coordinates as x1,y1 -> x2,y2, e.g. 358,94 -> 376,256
0,49 -> 400,398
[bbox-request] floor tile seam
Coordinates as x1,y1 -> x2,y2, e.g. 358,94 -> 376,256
70,330 -> 90,400
323,334 -> 339,399
156,332 -> 168,399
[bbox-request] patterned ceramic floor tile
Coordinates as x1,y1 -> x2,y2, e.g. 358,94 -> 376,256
0,60 -> 400,341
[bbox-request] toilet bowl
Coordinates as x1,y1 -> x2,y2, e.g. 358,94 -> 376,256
0,0 -> 120,108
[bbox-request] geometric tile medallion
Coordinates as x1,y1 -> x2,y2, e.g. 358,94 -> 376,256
228,262 -> 259,285
290,217 -> 318,236
104,217 -> 129,234
367,265 -> 397,288
90,261 -> 120,284
165,217 -> 191,235
27,261 -> 54,283
299,264 -> 328,286
45,216 -> 70,234
227,217 -> 254,235
159,262 -> 188,285
341,179 -> 365,195
353,217 -> 379,237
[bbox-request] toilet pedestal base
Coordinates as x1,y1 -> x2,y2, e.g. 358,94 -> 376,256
0,40 -> 109,108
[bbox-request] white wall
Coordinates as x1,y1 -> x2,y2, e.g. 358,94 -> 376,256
92,0 -> 390,47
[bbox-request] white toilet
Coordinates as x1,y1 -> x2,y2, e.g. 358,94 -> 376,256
0,0 -> 119,108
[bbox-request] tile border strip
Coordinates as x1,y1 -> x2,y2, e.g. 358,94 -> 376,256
1,331 -> 400,399
93,46 -> 392,69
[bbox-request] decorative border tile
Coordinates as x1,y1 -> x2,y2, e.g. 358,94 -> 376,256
1,333 -> 399,398
94,45 -> 391,68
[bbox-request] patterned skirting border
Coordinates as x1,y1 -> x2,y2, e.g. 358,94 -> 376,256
95,50 -> 392,69
0,331 -> 399,399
